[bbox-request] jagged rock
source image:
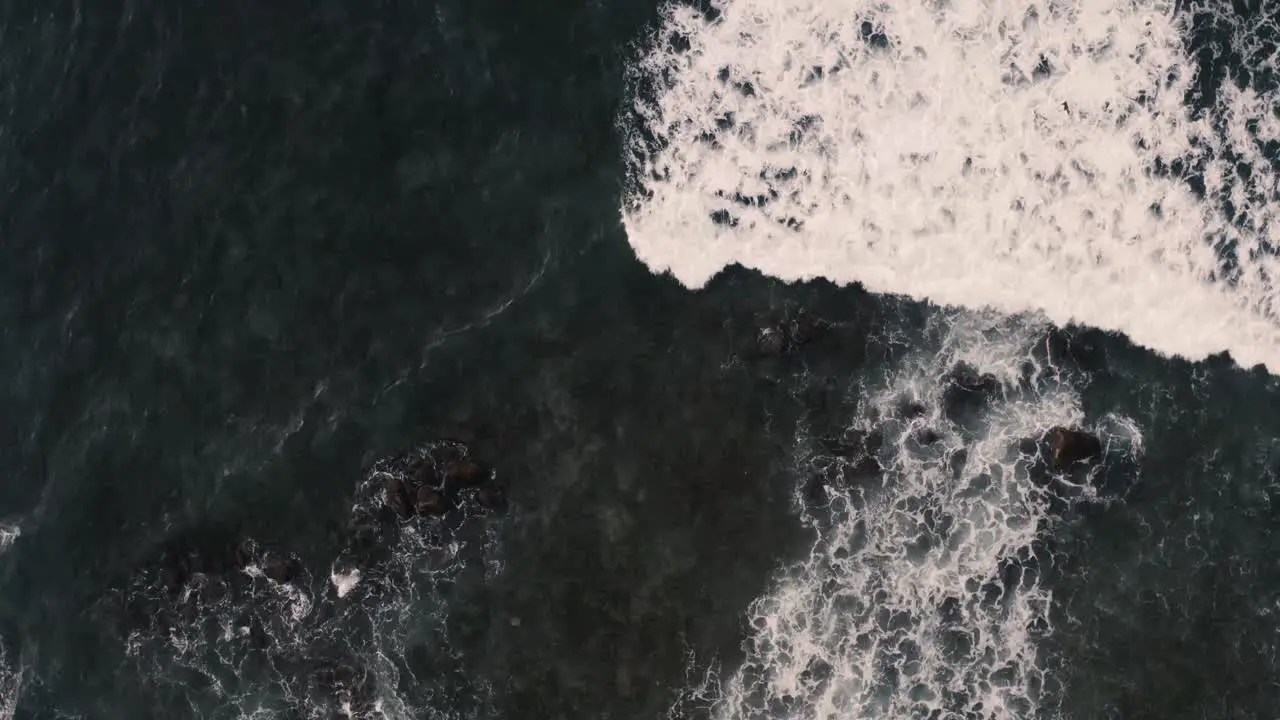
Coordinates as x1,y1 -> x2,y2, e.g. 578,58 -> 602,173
429,440 -> 469,467
1045,426 -> 1102,470
413,461 -> 439,488
941,363 -> 1002,423
414,486 -> 448,516
804,473 -> 830,503
443,458 -> 488,491
477,484 -> 507,512
383,477 -> 412,519
791,311 -> 830,345
756,326 -> 786,356
261,553 -> 300,583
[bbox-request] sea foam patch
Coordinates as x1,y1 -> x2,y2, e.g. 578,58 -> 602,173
621,0 -> 1280,370
671,311 -> 1143,718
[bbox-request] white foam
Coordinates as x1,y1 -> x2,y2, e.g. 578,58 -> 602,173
0,523 -> 17,556
0,638 -> 20,720
330,567 -> 362,599
622,0 -> 1280,370
671,311 -> 1142,718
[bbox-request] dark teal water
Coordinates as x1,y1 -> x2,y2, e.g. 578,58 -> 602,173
0,1 -> 1278,718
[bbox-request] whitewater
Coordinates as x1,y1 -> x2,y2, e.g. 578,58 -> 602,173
620,0 -> 1273,717
669,310 -> 1143,719
620,0 -> 1280,371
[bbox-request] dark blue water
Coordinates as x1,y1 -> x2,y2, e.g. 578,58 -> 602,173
0,0 -> 1278,718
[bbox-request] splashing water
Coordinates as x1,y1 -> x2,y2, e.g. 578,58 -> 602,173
0,638 -> 20,720
672,311 -> 1143,719
0,523 -> 17,557
109,443 -> 507,720
621,0 -> 1280,370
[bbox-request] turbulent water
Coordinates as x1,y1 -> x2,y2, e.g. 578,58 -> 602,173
1,0 -> 1279,718
623,0 -> 1280,370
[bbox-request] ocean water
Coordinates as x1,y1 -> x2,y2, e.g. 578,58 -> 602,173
0,0 -> 1278,718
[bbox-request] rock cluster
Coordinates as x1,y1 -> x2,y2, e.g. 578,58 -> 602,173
752,310 -> 832,358
150,529 -> 304,599
803,376 -> 1108,506
135,437 -> 506,612
370,439 -> 506,523
806,427 -> 885,501
940,362 -> 1002,425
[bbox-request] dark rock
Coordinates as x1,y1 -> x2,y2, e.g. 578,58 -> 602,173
845,453 -> 882,480
159,558 -> 186,596
941,363 -> 1002,423
1040,326 -> 1107,374
383,477 -> 412,519
756,326 -> 786,356
413,461 -> 439,488
414,486 -> 449,516
791,312 -> 830,345
477,484 -> 507,512
817,427 -> 882,458
234,540 -> 256,570
804,473 -> 829,504
812,428 -> 883,491
261,553 -> 299,583
1045,426 -> 1102,470
430,440 -> 469,467
144,525 -> 253,597
443,459 -> 488,491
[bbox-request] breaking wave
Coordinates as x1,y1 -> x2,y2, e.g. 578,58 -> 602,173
621,0 -> 1280,370
671,311 -> 1143,718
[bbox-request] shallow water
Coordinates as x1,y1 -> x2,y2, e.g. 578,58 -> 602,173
1,0 -> 1278,718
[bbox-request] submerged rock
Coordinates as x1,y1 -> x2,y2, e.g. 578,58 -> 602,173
477,483 -> 507,512
414,486 -> 449,516
941,363 -> 1002,424
898,399 -> 928,418
817,427 -> 883,459
383,476 -> 413,520
336,438 -> 508,572
260,553 -> 300,583
809,427 -> 884,498
756,326 -> 786,356
914,427 -> 941,445
1045,426 -> 1102,470
790,311 -> 831,345
443,458 -> 489,492
752,310 -> 831,359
